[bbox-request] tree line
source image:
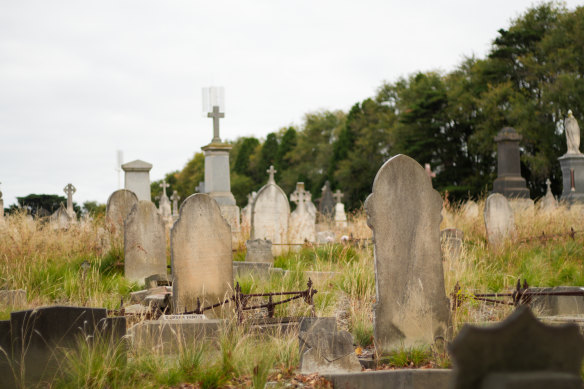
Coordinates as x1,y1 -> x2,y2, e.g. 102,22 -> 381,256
149,3 -> 584,211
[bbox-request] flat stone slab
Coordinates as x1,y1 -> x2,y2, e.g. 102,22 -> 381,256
324,369 -> 452,389
0,289 -> 26,307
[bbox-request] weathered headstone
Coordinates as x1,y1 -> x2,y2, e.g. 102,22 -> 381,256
441,228 -> 463,261
124,201 -> 167,284
559,110 -> 584,204
170,190 -> 180,219
171,194 -> 233,315
49,203 -> 72,229
251,166 -> 290,256
540,178 -> 558,211
319,181 -> 335,217
299,324 -> 361,374
484,193 -> 515,247
158,180 -> 172,225
241,191 -> 257,228
461,200 -> 479,219
333,189 -> 348,228
63,183 -> 76,219
493,127 -> 530,198
316,230 -> 335,244
365,154 -> 450,352
106,189 -> 139,235
245,239 -> 273,263
449,306 -> 584,389
122,159 -> 153,201
289,182 -> 316,246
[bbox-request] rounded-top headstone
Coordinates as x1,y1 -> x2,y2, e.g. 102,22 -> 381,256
106,189 -> 139,234
251,177 -> 290,255
365,154 -> 450,352
484,193 -> 515,247
171,194 -> 233,314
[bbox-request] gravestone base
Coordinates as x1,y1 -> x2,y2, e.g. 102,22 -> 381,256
493,176 -> 530,198
559,154 -> 584,204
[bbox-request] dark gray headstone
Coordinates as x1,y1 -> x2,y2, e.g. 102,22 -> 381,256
299,326 -> 361,374
318,181 -> 335,217
449,306 -> 584,389
493,127 -> 530,198
245,239 -> 273,263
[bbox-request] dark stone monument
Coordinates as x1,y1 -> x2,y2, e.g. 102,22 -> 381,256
449,306 -> 584,389
318,181 -> 335,217
493,127 -> 530,198
559,111 -> 584,204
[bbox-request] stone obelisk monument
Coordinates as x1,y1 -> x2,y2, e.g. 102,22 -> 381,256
559,110 -> 584,204
201,87 -> 240,237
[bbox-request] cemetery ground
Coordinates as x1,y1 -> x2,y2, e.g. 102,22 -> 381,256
1,200 -> 584,388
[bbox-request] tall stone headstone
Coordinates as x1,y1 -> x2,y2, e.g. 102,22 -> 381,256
493,127 -> 530,198
122,159 -> 152,201
540,178 -> 558,211
289,182 -> 316,246
106,189 -> 139,234
63,183 -> 76,219
171,194 -> 233,314
241,191 -> 257,228
484,193 -> 515,247
333,189 -> 348,228
251,166 -> 290,255
559,110 -> 584,204
158,179 -> 172,225
319,181 -> 335,217
365,154 -> 450,352
449,306 -> 584,389
200,105 -> 240,237
170,190 -> 180,219
124,201 -> 167,284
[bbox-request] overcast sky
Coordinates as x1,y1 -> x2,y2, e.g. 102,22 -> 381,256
1,1 -> 581,207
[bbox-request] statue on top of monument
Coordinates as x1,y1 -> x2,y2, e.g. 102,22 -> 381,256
565,110 -> 581,155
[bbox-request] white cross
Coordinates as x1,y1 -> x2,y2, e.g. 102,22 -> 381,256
267,165 -> 277,184
333,189 -> 344,204
160,180 -> 170,197
291,182 -> 309,205
63,183 -> 76,213
208,105 -> 225,143
170,190 -> 180,216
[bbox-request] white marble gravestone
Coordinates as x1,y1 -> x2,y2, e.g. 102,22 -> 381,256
540,178 -> 558,211
170,190 -> 180,219
241,191 -> 257,229
122,160 -> 152,201
484,193 -> 515,247
251,166 -> 290,255
171,194 -> 233,315
50,203 -> 72,229
124,201 -> 166,284
289,182 -> 316,247
333,189 -> 348,228
365,154 -> 450,352
157,180 -> 172,226
461,201 -> 479,219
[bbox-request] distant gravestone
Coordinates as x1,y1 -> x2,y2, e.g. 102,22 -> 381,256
122,159 -> 152,201
245,239 -> 273,263
319,181 -> 335,217
299,327 -> 361,374
449,306 -> 584,389
170,190 -> 180,219
461,201 -> 479,219
63,183 -> 76,219
333,189 -> 348,228
241,191 -> 257,228
124,201 -> 167,284
316,230 -> 335,244
559,110 -> 584,204
484,193 -> 515,247
158,180 -> 172,225
365,154 -> 450,352
49,203 -> 72,229
540,178 -> 558,211
289,182 -> 316,246
106,189 -> 139,235
251,166 -> 290,256
493,127 -> 530,198
171,194 -> 233,315
441,228 -> 464,261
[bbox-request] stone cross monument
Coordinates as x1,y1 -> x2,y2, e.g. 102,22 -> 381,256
492,127 -> 530,198
333,189 -> 347,227
200,87 -> 240,237
559,110 -> 584,203
158,180 -> 172,222
333,189 -> 343,204
267,165 -> 277,184
171,190 -> 180,218
63,183 -> 76,218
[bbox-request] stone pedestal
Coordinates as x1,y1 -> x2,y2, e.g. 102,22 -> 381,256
493,127 -> 530,198
558,154 -> 584,204
122,160 -> 153,201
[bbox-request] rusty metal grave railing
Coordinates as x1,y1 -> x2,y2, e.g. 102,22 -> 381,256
517,227 -> 582,245
451,279 -> 584,311
181,278 -> 318,323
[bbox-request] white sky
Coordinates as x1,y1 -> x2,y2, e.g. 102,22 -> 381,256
1,0 -> 581,207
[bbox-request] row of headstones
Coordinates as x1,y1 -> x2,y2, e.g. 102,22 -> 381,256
241,166 -> 348,254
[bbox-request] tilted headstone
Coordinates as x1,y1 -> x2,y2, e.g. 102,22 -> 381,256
365,154 -> 450,352
484,193 -> 515,247
333,189 -> 348,228
461,200 -> 479,219
540,178 -> 558,211
251,166 -> 290,255
245,239 -> 273,263
124,201 -> 167,284
49,203 -> 72,229
559,111 -> 584,204
63,183 -> 76,219
171,194 -> 233,315
441,228 -> 464,261
289,182 -> 316,246
318,180 -> 335,217
106,189 -> 139,235
492,127 -> 530,198
449,306 -> 584,389
121,159 -> 152,201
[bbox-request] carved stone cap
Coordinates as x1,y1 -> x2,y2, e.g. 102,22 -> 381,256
202,143 -> 233,151
122,159 -> 153,172
494,127 -> 522,142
